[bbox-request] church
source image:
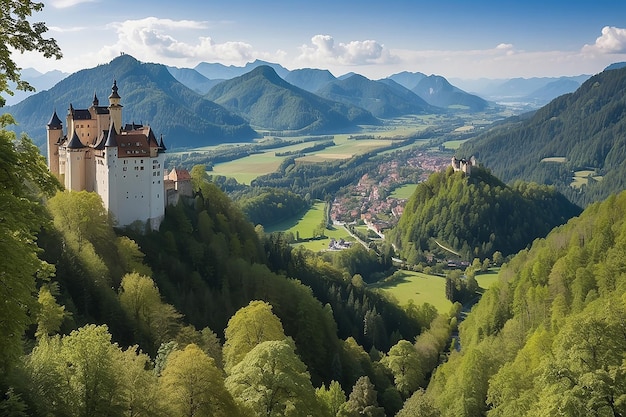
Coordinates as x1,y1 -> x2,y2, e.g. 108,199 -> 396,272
47,80 -> 167,230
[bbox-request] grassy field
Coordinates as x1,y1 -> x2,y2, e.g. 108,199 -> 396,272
571,170 -> 603,188
390,184 -> 418,199
441,139 -> 469,150
372,271 -> 452,313
373,268 -> 501,313
265,202 -> 354,251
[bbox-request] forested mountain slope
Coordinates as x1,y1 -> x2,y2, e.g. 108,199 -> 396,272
389,165 -> 581,262
5,54 -> 257,148
206,65 -> 378,133
403,188 -> 626,417
458,66 -> 626,207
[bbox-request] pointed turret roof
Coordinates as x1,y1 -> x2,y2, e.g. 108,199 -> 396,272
158,134 -> 167,152
47,110 -> 62,128
92,92 -> 99,106
66,131 -> 86,149
105,122 -> 118,147
94,130 -> 108,150
109,79 -> 121,100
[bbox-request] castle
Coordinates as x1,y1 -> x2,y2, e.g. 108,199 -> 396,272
47,81 -> 167,230
451,156 -> 476,175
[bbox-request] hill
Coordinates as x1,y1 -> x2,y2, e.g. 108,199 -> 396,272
166,66 -> 222,94
283,67 -> 337,92
412,75 -> 490,111
387,71 -> 427,90
205,65 -> 378,133
4,68 -> 68,106
194,59 -> 290,80
5,54 -> 257,149
389,165 -> 581,262
315,73 -> 437,118
411,188 -> 626,417
457,66 -> 626,207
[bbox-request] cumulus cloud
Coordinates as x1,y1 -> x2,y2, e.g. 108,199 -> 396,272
48,26 -> 87,33
296,34 -> 394,66
583,26 -> 626,54
91,17 -> 255,65
48,0 -> 96,8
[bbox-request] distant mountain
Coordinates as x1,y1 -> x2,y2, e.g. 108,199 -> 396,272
4,68 -> 68,106
522,78 -> 582,106
166,66 -> 222,94
315,74 -> 437,118
194,59 -> 290,81
205,65 -> 378,133
452,75 -> 590,108
412,75 -> 490,111
284,68 -> 337,92
5,54 -> 257,149
387,71 -> 427,90
458,66 -> 626,207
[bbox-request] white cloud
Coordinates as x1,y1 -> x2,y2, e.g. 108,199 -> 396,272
583,26 -> 626,54
296,35 -> 394,66
48,26 -> 87,33
87,17 -> 255,66
48,0 -> 96,8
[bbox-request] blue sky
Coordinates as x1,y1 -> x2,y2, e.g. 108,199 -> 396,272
15,0 -> 626,79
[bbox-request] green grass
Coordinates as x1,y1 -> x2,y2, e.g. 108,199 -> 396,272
372,271 -> 453,313
571,170 -> 603,188
265,202 -> 354,251
441,139 -> 469,150
475,269 -> 500,290
390,184 -> 418,199
210,153 -> 283,185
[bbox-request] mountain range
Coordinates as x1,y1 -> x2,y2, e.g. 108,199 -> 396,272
4,54 -> 602,151
457,65 -> 626,208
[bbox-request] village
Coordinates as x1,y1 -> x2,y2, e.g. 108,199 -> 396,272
329,149 -> 453,235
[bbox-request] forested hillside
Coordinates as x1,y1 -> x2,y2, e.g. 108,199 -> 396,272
1,126 -> 460,416
389,165 -> 581,262
400,187 -> 626,417
206,65 -> 378,133
6,54 -> 257,148
458,66 -> 626,207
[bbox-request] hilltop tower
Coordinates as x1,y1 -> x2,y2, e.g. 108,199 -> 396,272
46,80 -> 166,230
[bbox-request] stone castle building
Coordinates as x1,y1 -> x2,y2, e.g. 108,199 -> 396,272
451,156 -> 476,175
47,80 -> 167,230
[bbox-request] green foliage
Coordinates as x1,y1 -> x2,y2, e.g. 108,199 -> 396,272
160,343 -> 241,417
425,189 -> 626,417
338,376 -> 385,417
223,300 -> 287,372
459,66 -> 626,207
0,124 -> 60,374
380,340 -> 423,398
390,165 -> 581,261
316,380 -> 347,417
225,339 -> 319,417
0,0 -> 61,106
238,188 -> 308,227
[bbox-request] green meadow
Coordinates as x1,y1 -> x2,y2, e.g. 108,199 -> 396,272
265,202 -> 354,251
372,271 -> 453,313
390,183 -> 418,199
373,268 -> 501,313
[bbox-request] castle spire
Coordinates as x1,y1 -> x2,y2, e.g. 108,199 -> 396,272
92,91 -> 99,106
47,110 -> 62,128
105,121 -> 118,147
109,79 -> 121,100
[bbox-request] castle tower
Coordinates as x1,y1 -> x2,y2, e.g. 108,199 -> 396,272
46,110 -> 63,176
108,80 -> 123,131
65,131 -> 87,191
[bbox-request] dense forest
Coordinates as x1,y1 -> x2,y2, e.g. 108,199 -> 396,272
458,66 -> 626,207
0,126 -> 458,416
389,165 -> 581,262
407,184 -> 626,417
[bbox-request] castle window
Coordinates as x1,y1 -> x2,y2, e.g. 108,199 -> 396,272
123,167 -> 127,171
140,166 -> 144,171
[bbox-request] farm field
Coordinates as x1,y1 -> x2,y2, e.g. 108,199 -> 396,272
210,153 -> 283,185
571,169 -> 603,188
265,202 -> 354,251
